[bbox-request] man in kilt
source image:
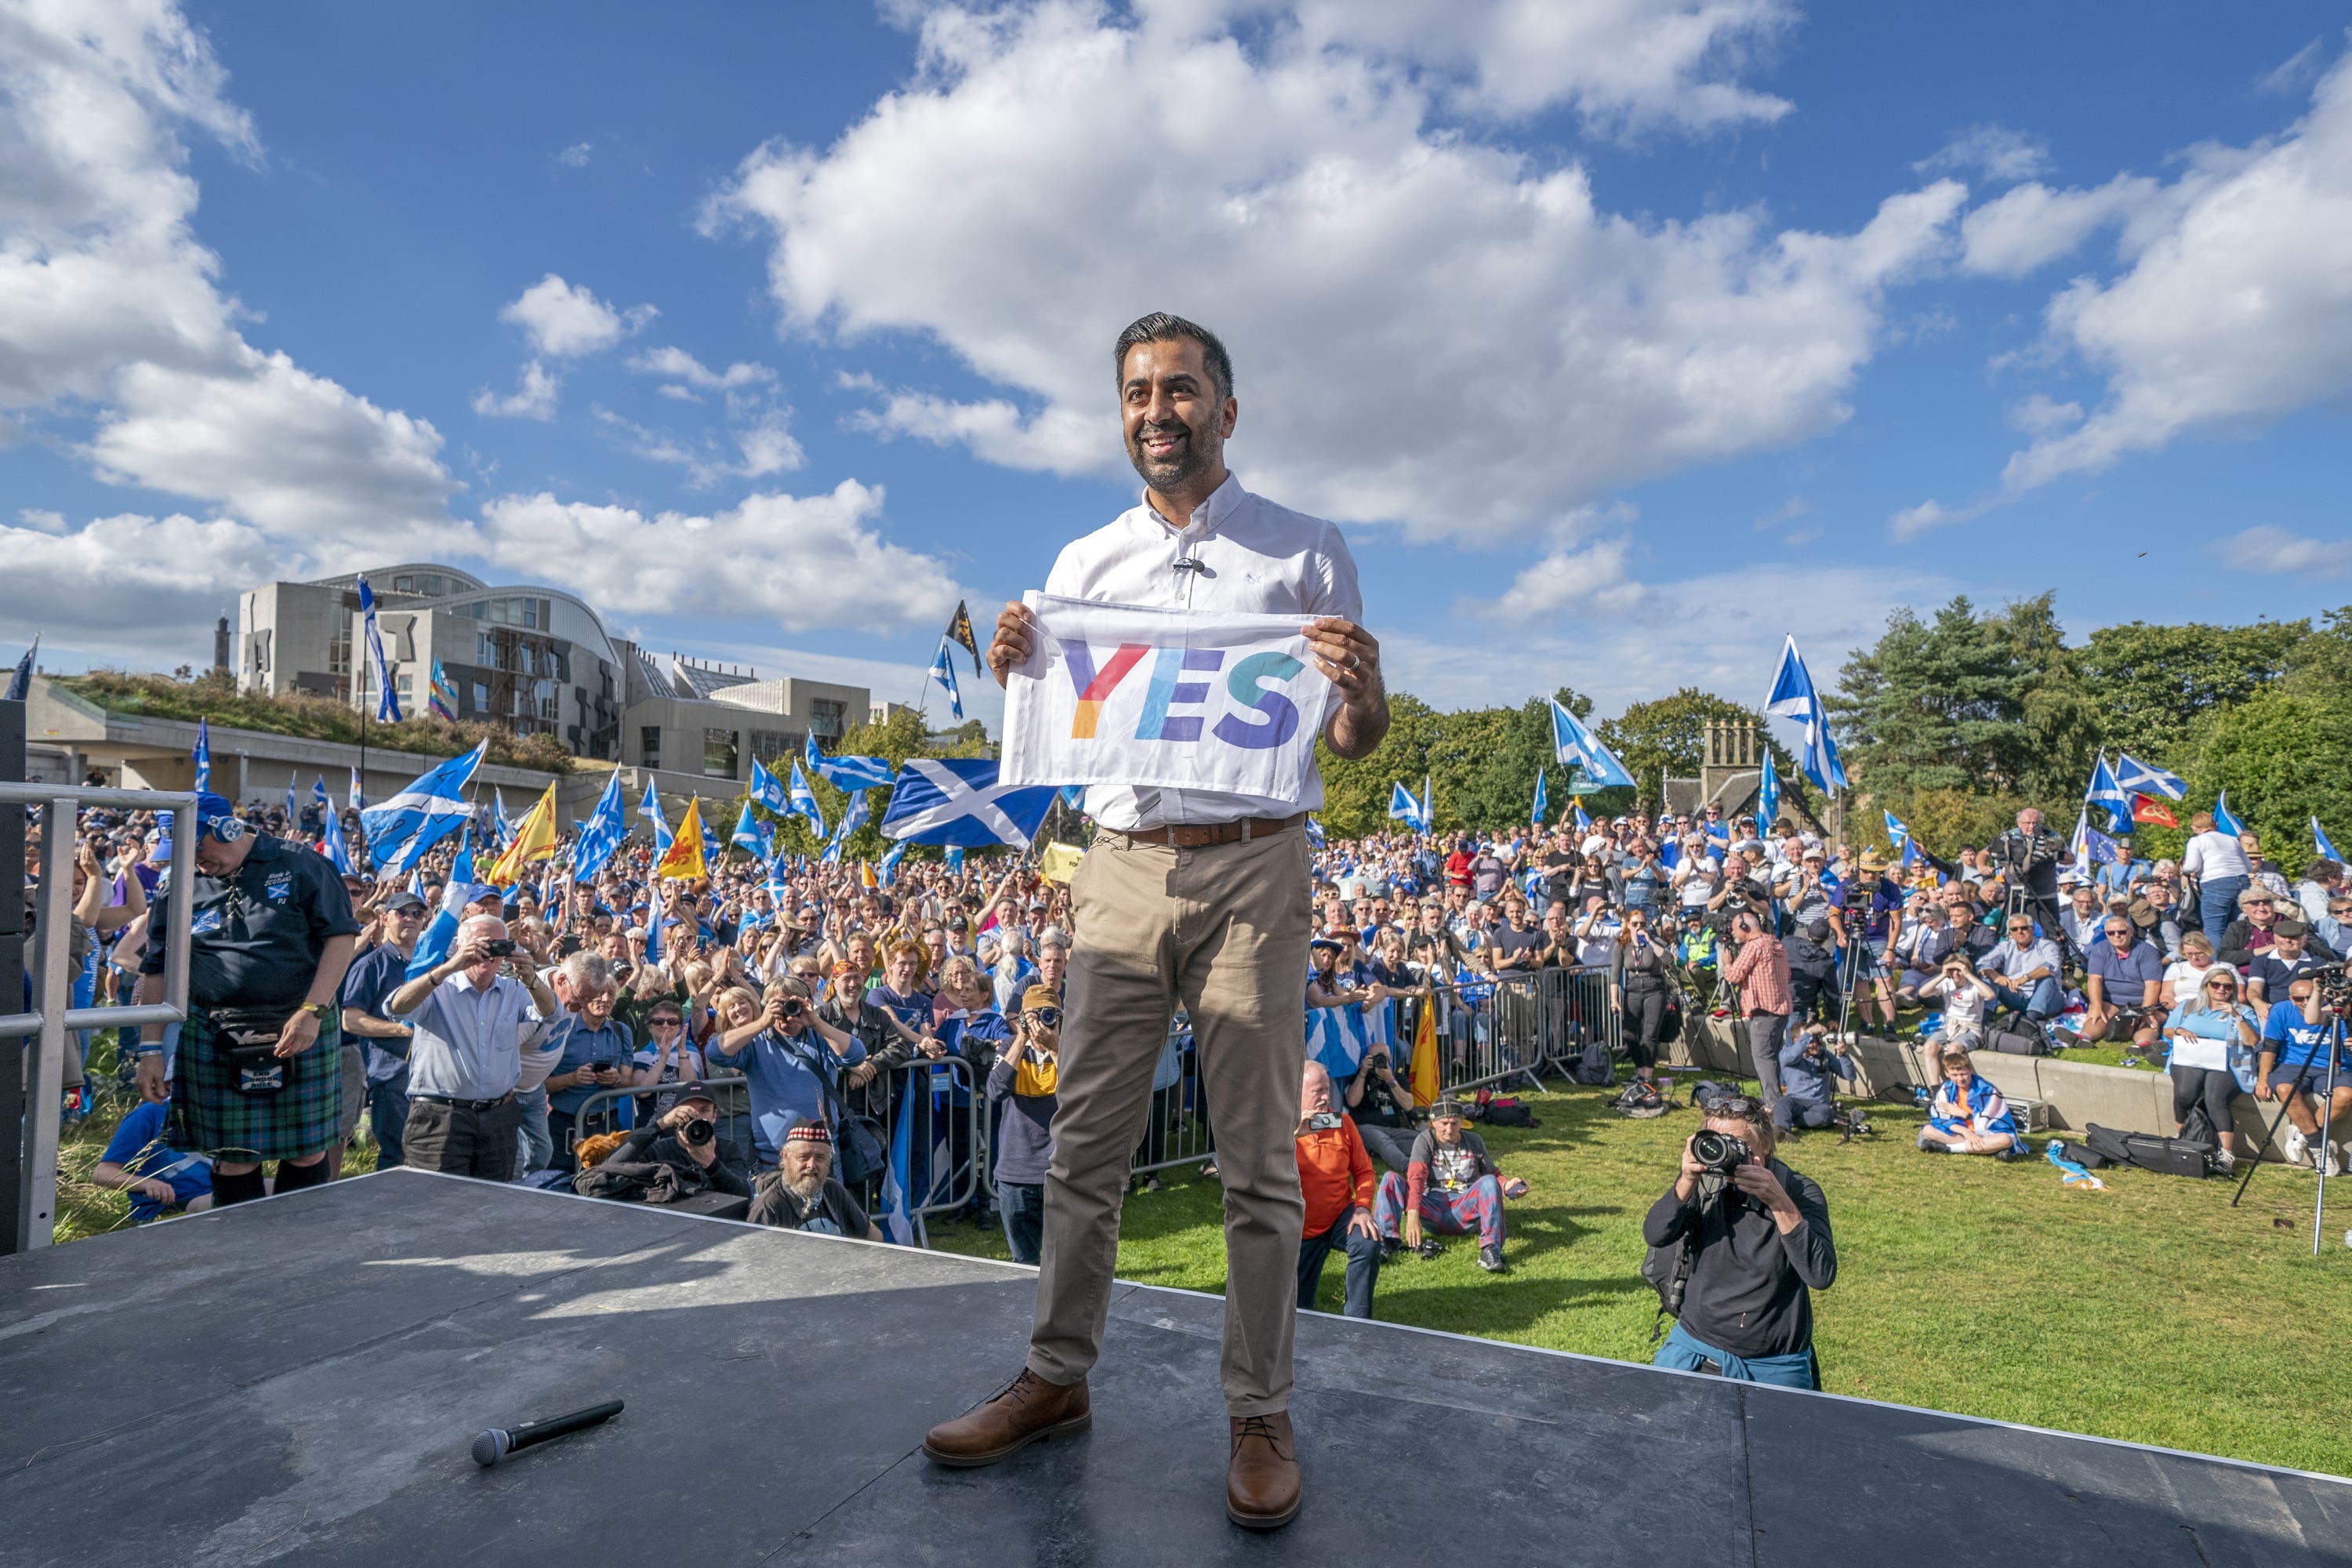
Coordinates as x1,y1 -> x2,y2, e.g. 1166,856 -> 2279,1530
132,793 -> 360,1206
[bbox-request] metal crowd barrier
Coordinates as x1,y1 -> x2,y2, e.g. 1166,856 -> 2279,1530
2,783 -> 198,1252
1131,1015 -> 1215,1178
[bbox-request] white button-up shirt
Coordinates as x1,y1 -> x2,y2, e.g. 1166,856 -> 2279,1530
395,969 -> 554,1102
1043,474 -> 1365,831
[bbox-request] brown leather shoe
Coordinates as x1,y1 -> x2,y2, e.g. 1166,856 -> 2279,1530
922,1368 -> 1091,1468
1226,1411 -> 1301,1529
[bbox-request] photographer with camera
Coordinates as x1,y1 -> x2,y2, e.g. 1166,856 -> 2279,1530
708,975 -> 865,1167
1985,807 -> 2067,949
989,984 -> 1064,1265
1644,1094 -> 1835,1388
574,1083 -> 752,1203
1775,1022 -> 1857,1134
746,1118 -> 880,1237
2257,975 -> 2352,1177
384,914 -> 560,1181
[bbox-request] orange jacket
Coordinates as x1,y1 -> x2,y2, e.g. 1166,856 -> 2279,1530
1296,1116 -> 1375,1236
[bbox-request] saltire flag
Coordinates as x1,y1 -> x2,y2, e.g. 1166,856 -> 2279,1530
731,799 -> 768,856
639,779 -> 673,855
309,773 -> 332,826
1762,635 -> 1846,792
357,575 -> 401,721
2084,753 -> 2132,833
1308,996 -> 1370,1083
571,771 -> 627,882
492,786 -> 515,849
878,758 -> 1056,848
655,797 -> 710,881
405,834 -> 475,980
4,633 -> 37,702
1532,766 -> 1548,825
879,841 -> 907,887
2316,817 -> 2343,865
488,783 -> 560,885
929,638 -> 964,720
826,786 -> 873,855
2114,753 -> 2187,802
946,598 -> 982,676
318,811 -> 355,877
361,741 -> 488,871
1058,784 -> 1085,810
2132,793 -> 2178,829
1757,748 -> 1780,833
1551,699 -> 1635,789
879,1081 -> 917,1244
1305,816 -> 1327,848
804,731 -> 894,791
787,759 -> 827,840
285,777 -> 299,827
1882,808 -> 1920,866
1388,782 -> 1428,832
696,799 -> 724,864
1573,801 -> 1592,833
2212,792 -> 2245,837
1408,986 -> 1440,1108
428,659 -> 459,721
192,718 -> 212,794
747,755 -> 790,815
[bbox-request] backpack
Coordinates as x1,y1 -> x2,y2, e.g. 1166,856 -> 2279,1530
1611,1080 -> 1670,1118
833,1112 -> 889,1189
1572,1037 -> 1618,1087
1659,993 -> 1685,1045
1470,1090 -> 1540,1127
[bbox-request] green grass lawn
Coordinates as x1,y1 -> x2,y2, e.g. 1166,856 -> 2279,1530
929,1083 -> 2352,1479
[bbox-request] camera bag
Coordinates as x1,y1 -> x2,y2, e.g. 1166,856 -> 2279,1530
1987,1024 -> 2045,1056
1572,1037 -> 1617,1087
2083,1122 -> 2212,1178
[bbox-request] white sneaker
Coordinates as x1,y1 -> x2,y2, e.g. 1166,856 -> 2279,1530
2284,1124 -> 2309,1166
2327,1143 -> 2347,1179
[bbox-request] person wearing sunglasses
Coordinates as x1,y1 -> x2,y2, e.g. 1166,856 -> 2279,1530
2160,969 -> 2258,1170
988,985 -> 1064,1265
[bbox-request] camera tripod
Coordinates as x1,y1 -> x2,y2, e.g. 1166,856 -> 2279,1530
2230,1012 -> 2342,1257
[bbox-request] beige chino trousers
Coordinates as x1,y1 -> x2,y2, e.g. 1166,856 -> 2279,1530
1026,824 -> 1312,1417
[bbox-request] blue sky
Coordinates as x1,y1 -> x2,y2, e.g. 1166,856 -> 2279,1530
4,2 -> 2348,738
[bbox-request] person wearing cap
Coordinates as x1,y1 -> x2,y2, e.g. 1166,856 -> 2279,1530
746,1117 -> 877,1237
2216,886 -> 2282,971
130,791 -> 362,1207
2246,916 -> 2338,1007
337,889 -> 431,1170
1370,1098 -> 1523,1273
989,984 -> 1064,1265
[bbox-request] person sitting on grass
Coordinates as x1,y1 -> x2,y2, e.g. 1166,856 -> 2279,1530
1917,1050 -> 2022,1156
1371,1099 -> 1527,1273
90,1097 -> 212,1221
1774,1022 -> 1857,1134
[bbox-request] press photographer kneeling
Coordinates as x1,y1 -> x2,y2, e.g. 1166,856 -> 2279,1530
1643,1094 -> 1836,1389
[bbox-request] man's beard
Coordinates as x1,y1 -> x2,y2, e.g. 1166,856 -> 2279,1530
1126,414 -> 1218,490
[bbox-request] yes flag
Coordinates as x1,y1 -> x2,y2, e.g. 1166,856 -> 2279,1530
2114,753 -> 2187,802
879,758 -> 1055,848
655,797 -> 710,881
192,718 -> 212,794
1757,748 -> 1780,833
571,771 -> 627,882
804,731 -> 894,791
405,835 -> 474,980
357,575 -> 401,722
1551,699 -> 1635,789
2212,792 -> 2245,837
747,756 -> 789,815
4,633 -> 36,702
1532,766 -> 1548,825
787,759 -> 827,840
2316,817 -> 2343,865
361,741 -> 487,872
929,639 -> 964,721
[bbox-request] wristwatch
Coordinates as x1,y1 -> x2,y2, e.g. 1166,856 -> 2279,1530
299,1002 -> 332,1022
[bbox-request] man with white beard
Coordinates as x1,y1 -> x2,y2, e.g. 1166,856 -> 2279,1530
746,1119 -> 878,1239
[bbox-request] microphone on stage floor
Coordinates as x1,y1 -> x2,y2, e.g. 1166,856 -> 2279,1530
471,1399 -> 624,1467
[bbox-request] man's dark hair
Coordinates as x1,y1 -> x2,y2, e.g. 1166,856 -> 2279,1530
1112,312 -> 1233,401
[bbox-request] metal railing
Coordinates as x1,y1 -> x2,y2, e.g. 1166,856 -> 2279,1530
1131,1017 -> 1215,1177
2,783 -> 197,1251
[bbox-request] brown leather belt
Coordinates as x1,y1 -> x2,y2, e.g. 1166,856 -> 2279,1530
1115,812 -> 1305,849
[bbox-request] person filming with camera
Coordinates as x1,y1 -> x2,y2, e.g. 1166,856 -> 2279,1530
708,975 -> 865,1167
2257,975 -> 2352,1177
1645,1094 -> 1835,1388
384,913 -> 561,1182
576,1083 -> 752,1202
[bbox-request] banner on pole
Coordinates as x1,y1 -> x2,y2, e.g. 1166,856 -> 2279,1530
1000,593 -> 1338,804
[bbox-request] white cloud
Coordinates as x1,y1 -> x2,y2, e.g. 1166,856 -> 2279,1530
1477,537 -> 1647,619
2258,37 -> 2327,96
557,140 -> 593,167
497,273 -> 655,358
1996,53 -> 2352,492
472,358 -> 560,420
1887,496 -> 1992,542
593,405 -> 806,487
2005,392 -> 2081,436
0,508 -> 278,663
1955,173 -> 2166,278
1751,495 -> 1808,528
2217,524 -> 2347,578
477,481 -> 959,631
626,345 -> 775,396
712,0 -> 1961,542
1916,123 -> 2051,183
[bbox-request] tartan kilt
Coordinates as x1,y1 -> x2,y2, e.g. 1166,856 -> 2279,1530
169,1010 -> 345,1162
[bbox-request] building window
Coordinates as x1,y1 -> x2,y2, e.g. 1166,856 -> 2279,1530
394,575 -> 413,592
811,698 -> 845,739
641,726 -> 661,771
702,728 -> 739,779
472,681 -> 489,711
396,673 -> 413,700
749,730 -> 793,764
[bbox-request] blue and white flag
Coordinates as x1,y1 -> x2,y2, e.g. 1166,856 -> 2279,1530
943,845 -> 964,873
284,777 -> 299,826
639,779 -> 673,855
3,633 -> 35,702
571,771 -> 627,882
361,741 -> 487,872
1757,748 -> 1780,833
319,811 -> 355,877
2212,792 -> 2245,837
878,841 -> 907,887
2070,808 -> 2122,873
492,786 -> 514,849
1532,766 -> 1548,826
787,759 -> 827,840
1388,781 -> 1428,833
731,799 -> 768,858
1058,784 -> 1085,810
349,764 -> 364,813
747,756 -> 790,815
2316,817 -> 2343,866
1763,635 -> 1846,792
929,638 -> 964,720
1305,815 -> 1327,848
1882,808 -> 1919,867
2114,753 -> 2187,803
1573,800 -> 1592,833
1551,699 -> 1635,790
1800,720 -> 1846,795
698,800 -> 724,863
311,776 -> 335,842
804,731 -> 894,792
828,786 -> 872,852
405,835 -> 474,980
1308,998 -> 1370,1083
357,575 -> 401,721
192,717 -> 212,794
878,1081 -> 916,1245
879,758 -> 1055,848
2084,754 -> 2132,833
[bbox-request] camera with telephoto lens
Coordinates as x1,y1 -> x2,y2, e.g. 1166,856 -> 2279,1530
1690,1127 -> 1752,1173
2311,962 -> 2352,1011
680,1117 -> 715,1147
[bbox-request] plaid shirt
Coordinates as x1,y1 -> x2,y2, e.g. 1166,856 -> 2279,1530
1725,934 -> 1793,1017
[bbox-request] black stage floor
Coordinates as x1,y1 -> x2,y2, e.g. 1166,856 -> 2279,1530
2,1168 -> 2345,1567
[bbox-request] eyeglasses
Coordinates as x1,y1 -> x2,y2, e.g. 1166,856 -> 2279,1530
649,1017 -> 684,1029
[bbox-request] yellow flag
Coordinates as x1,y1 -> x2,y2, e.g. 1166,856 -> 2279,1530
1039,840 -> 1084,884
1409,985 -> 1440,1108
655,795 -> 710,882
487,783 -> 560,885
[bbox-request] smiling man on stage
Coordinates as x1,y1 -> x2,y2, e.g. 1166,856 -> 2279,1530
922,312 -> 1388,1530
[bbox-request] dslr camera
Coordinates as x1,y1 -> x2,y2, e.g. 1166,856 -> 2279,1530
1689,1127 -> 1752,1173
679,1116 -> 715,1148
